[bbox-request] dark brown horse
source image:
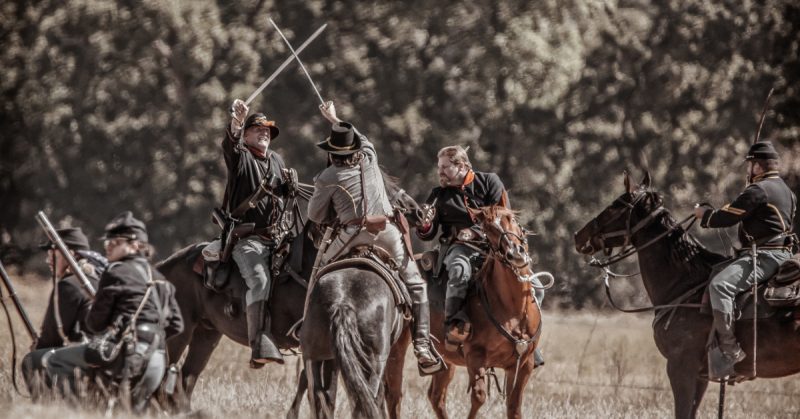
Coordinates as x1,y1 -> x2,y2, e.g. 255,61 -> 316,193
573,172 -> 800,419
385,205 -> 544,419
155,225 -> 315,413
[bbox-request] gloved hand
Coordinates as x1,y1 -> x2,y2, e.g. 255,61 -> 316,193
416,203 -> 436,227
319,101 -> 341,124
282,168 -> 299,196
230,99 -> 249,135
693,202 -> 713,219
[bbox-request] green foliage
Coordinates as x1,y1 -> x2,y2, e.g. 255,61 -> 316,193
1,0 -> 798,307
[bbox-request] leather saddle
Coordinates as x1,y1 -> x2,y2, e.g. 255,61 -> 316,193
322,245 -> 412,310
191,233 -> 307,296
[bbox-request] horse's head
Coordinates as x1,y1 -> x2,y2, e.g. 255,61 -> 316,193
574,171 -> 664,256
381,169 -> 423,224
471,205 -> 534,280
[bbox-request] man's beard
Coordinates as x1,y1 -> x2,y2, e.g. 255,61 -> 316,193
439,175 -> 452,187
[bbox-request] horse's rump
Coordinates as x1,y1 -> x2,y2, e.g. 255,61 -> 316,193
318,255 -> 411,309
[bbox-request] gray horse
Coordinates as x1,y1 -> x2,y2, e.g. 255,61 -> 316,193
300,262 -> 407,418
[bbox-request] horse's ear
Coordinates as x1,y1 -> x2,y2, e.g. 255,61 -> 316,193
623,170 -> 634,193
641,171 -> 652,188
468,207 -> 484,222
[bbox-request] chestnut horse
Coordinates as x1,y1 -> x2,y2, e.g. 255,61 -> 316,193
574,172 -> 800,418
385,205 -> 545,419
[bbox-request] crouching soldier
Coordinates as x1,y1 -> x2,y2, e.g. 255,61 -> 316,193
46,212 -> 183,412
22,227 -> 102,397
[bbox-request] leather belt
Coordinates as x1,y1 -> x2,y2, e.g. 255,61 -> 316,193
343,214 -> 393,226
253,228 -> 276,240
736,246 -> 792,255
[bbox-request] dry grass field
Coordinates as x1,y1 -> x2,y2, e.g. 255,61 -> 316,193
1,271 -> 799,418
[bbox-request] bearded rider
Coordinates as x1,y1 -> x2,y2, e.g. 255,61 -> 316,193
417,145 -> 545,365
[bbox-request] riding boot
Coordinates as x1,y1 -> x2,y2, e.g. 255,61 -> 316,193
709,309 -> 745,380
246,301 -> 284,368
411,303 -> 443,375
534,348 -> 545,367
444,297 -> 471,350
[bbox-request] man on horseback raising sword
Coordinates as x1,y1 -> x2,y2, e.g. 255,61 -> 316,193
417,145 -> 545,365
307,101 -> 442,374
694,141 -> 796,377
222,99 -> 297,367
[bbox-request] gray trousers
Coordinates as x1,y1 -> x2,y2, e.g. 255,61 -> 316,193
323,223 -> 427,302
232,235 -> 274,306
45,342 -> 166,412
444,243 -> 545,305
709,248 -> 791,315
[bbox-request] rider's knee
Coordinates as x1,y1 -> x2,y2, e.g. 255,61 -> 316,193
708,275 -> 737,298
447,262 -> 470,285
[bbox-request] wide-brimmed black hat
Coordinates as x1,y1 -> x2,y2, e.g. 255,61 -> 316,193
316,122 -> 362,155
243,113 -> 280,139
745,141 -> 780,160
38,227 -> 91,251
101,211 -> 148,243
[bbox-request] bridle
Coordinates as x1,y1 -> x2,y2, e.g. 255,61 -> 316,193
583,189 -> 703,320
476,210 -> 553,391
484,214 -> 534,282
481,213 -> 555,288
586,189 -> 695,268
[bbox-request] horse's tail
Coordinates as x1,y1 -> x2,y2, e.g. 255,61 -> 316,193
330,303 -> 382,418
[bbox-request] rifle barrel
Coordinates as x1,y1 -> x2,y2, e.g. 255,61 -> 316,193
0,261 -> 39,341
35,211 -> 97,297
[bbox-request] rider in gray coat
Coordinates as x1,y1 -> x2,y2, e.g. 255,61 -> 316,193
307,101 -> 440,374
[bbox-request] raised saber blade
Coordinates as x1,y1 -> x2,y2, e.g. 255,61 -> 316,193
244,23 -> 327,106
268,18 -> 326,106
753,87 -> 774,144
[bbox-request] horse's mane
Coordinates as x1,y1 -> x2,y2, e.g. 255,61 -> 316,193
658,210 -> 727,280
379,165 -> 406,199
480,205 -> 520,219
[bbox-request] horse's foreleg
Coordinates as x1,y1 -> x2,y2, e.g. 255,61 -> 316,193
181,326 -> 223,403
504,358 -> 535,419
384,325 -> 411,419
666,359 -> 707,419
466,352 -> 488,419
427,361 -> 456,419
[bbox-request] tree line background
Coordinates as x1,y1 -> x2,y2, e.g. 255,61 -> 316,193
2,0 -> 799,309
